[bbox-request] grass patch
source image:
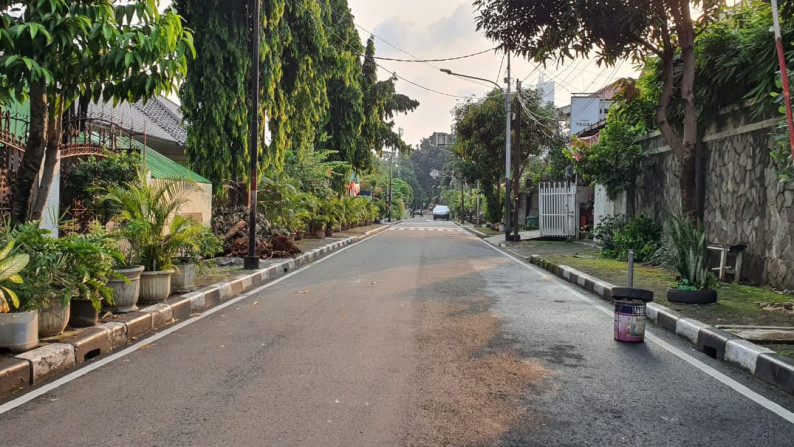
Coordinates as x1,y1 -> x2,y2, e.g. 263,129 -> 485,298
543,254 -> 794,328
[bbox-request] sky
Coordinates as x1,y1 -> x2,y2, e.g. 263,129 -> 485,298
346,0 -> 640,147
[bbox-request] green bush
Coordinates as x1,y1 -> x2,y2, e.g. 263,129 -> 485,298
594,214 -> 661,262
591,214 -> 625,251
611,214 -> 662,262
667,214 -> 716,290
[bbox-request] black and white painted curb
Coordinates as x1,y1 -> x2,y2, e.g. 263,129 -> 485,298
0,225 -> 392,399
523,254 -> 794,395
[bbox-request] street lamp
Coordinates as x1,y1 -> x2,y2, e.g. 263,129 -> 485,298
244,0 -> 262,270
440,57 -> 512,243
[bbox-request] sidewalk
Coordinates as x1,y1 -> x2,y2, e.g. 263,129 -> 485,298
0,223 -> 394,400
465,227 -> 794,396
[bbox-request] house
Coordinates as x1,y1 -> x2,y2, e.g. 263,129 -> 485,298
0,97 -> 212,235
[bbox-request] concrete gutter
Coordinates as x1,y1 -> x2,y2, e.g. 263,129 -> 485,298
0,225 -> 393,399
522,253 -> 794,395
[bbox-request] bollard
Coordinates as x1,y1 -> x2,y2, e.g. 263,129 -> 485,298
612,287 -> 653,343
628,249 -> 634,288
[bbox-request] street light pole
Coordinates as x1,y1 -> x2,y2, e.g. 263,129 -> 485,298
440,53 -> 511,242
244,0 -> 261,270
504,52 -> 512,243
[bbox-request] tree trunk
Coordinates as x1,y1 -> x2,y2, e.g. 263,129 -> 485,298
626,179 -> 636,219
11,81 -> 48,227
30,110 -> 63,222
655,9 -> 699,223
668,0 -> 699,222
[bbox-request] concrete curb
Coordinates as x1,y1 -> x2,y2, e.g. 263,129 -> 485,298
456,223 -> 490,239
525,253 -> 794,395
0,224 -> 392,400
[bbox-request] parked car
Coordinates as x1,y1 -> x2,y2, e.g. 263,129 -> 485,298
413,209 -> 423,217
432,205 -> 450,220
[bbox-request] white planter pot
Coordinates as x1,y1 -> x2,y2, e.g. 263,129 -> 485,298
106,265 -> 144,313
139,270 -> 173,304
39,298 -> 70,337
171,263 -> 198,294
0,311 -> 38,352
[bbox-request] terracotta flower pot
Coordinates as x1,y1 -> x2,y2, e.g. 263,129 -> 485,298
325,228 -> 334,237
313,228 -> 326,239
139,270 -> 173,304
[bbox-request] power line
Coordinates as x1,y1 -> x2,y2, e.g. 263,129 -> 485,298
294,1 -> 472,99
373,48 -> 496,63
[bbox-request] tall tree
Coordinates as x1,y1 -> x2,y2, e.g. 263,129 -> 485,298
475,0 -> 723,221
453,87 -> 564,223
177,0 -> 250,189
317,0 -> 366,175
178,0 -> 286,188
1,0 -> 193,226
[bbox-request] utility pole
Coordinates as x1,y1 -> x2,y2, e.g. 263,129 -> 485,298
512,80 -> 521,242
771,0 -> 794,159
504,51 -> 512,243
244,0 -> 261,270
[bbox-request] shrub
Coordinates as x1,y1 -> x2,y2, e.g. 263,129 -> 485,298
591,214 -> 625,251
611,214 -> 662,262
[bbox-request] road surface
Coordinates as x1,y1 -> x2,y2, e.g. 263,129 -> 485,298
2,219 -> 794,446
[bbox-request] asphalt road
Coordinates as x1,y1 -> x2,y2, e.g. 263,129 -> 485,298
2,219 -> 794,446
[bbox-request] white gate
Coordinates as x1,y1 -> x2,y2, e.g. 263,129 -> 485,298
539,182 -> 578,238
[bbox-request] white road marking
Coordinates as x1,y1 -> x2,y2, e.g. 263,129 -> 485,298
477,238 -> 794,425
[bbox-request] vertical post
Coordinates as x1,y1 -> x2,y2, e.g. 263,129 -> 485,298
388,150 -> 393,222
504,51 -> 512,243
460,179 -> 464,222
628,249 -> 635,288
244,0 -> 261,270
771,0 -> 794,159
476,181 -> 480,225
512,80 -> 522,241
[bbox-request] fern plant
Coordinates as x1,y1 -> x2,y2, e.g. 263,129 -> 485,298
0,241 -> 29,313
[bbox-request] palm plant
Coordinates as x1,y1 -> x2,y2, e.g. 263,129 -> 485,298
0,241 -> 29,313
95,170 -> 202,272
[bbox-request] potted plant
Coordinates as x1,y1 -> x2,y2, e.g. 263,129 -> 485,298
97,171 -> 202,304
665,214 -> 718,304
60,226 -> 124,327
5,222 -> 72,338
0,239 -> 36,352
172,226 -> 222,294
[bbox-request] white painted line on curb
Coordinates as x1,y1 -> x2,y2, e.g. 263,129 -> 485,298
0,228 -> 390,416
478,238 -> 794,425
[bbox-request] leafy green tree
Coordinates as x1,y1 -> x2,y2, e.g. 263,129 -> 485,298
475,0 -> 724,221
1,0 -> 193,226
453,87 -> 564,223
317,0 -> 366,173
177,0 -> 287,188
571,115 -> 647,218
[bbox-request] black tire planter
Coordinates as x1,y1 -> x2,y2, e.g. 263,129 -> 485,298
666,288 -> 717,304
612,287 -> 654,303
69,300 -> 99,328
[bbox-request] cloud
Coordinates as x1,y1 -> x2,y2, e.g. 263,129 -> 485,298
372,4 -> 480,56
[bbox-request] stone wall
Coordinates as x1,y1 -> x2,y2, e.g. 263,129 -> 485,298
635,112 -> 794,290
